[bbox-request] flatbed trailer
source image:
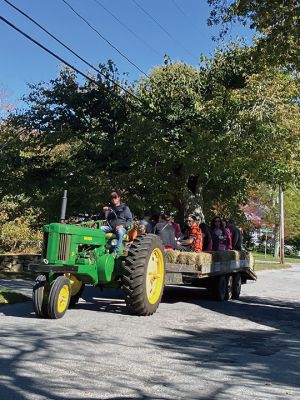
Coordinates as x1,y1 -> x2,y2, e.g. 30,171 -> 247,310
163,250 -> 256,301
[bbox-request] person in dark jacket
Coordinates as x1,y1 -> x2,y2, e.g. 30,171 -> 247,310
199,222 -> 212,251
101,190 -> 133,255
154,213 -> 177,249
228,219 -> 242,250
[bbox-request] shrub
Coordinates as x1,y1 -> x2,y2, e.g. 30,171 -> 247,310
0,195 -> 43,254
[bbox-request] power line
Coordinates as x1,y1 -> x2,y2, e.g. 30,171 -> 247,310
2,0 -> 111,82
131,0 -> 198,62
171,0 -> 203,38
171,0 -> 188,19
0,15 -> 143,105
61,0 -> 150,79
91,0 -> 162,58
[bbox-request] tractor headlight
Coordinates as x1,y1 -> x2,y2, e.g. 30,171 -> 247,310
111,239 -> 118,246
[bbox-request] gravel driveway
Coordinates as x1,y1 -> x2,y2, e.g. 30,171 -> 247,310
0,265 -> 299,400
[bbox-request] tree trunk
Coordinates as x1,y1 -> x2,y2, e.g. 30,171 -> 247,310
173,176 -> 205,225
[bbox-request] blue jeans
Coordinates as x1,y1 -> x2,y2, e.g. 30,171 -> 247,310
101,225 -> 126,254
176,244 -> 192,252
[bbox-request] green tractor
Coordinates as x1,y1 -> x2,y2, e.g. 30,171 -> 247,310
29,192 -> 165,319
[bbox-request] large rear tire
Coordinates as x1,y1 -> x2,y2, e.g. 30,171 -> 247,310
48,276 -> 71,319
32,274 -> 50,318
122,234 -> 165,316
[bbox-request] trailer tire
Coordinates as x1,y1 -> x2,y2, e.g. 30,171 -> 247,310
232,273 -> 242,299
210,275 -> 227,301
225,275 -> 233,300
32,274 -> 50,318
48,276 -> 71,319
122,234 -> 165,316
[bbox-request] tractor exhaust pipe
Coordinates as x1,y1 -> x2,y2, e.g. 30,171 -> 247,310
60,190 -> 68,223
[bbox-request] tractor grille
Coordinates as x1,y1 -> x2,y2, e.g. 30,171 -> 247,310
42,232 -> 49,258
58,233 -> 71,260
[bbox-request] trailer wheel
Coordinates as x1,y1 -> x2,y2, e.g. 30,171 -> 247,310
32,274 -> 50,318
122,234 -> 165,316
225,275 -> 233,300
67,274 -> 85,307
232,273 -> 242,299
48,276 -> 71,319
210,275 -> 227,301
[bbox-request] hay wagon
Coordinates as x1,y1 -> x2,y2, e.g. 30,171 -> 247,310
164,249 -> 256,300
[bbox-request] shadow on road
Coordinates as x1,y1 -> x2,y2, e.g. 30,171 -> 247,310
1,282 -> 300,398
0,323 -> 163,400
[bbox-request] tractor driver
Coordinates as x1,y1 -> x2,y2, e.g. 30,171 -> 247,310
101,190 -> 133,256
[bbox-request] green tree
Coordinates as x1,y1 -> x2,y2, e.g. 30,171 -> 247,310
1,63 -> 134,219
2,48 -> 299,225
283,187 -> 300,250
131,47 -> 300,221
208,0 -> 300,69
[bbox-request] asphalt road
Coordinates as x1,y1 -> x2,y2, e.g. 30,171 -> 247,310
0,265 -> 300,400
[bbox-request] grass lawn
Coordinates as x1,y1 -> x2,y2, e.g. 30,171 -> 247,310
255,262 -> 291,271
0,287 -> 30,305
253,252 -> 300,264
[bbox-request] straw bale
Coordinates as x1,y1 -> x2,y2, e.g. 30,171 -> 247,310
177,252 -> 189,265
166,248 -> 254,270
198,252 -> 213,265
165,250 -> 180,263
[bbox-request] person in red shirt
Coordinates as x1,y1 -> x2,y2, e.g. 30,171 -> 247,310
177,214 -> 203,253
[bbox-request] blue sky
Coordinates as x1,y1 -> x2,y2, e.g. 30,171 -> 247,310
0,0 -> 252,108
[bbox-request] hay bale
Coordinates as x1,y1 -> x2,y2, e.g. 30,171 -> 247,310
177,251 -> 214,267
177,252 -> 198,265
210,250 -> 238,263
195,252 -> 212,265
246,251 -> 255,269
165,250 -> 180,263
165,248 -> 254,271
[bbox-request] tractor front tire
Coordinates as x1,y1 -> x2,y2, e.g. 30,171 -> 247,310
122,234 -> 165,316
48,276 -> 71,319
32,274 -> 50,318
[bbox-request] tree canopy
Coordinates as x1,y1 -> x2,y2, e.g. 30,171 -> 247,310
208,0 -> 300,69
1,46 -> 299,226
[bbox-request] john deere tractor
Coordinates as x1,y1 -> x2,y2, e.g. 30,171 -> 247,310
29,192 -> 165,319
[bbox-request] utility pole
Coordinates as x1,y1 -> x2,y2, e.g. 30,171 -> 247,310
279,184 -> 285,264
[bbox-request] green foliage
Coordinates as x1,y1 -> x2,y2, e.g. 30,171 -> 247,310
283,187 -> 300,249
208,0 -> 300,69
132,46 -> 300,220
1,63 -> 133,218
1,49 -> 299,227
0,195 -> 43,253
246,184 -> 300,250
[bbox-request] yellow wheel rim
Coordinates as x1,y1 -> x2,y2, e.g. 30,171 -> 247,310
146,248 -> 164,304
66,274 -> 82,296
57,284 -> 70,313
